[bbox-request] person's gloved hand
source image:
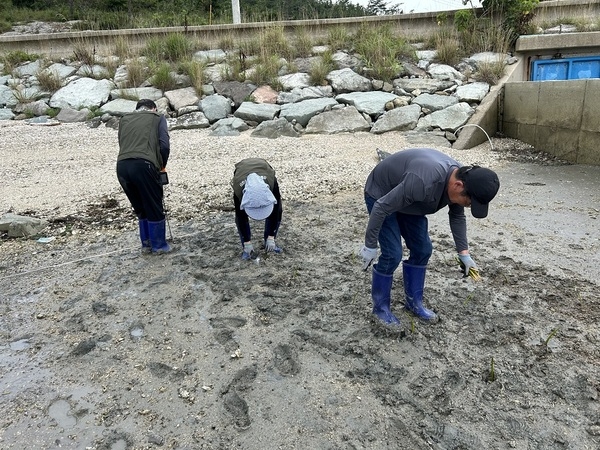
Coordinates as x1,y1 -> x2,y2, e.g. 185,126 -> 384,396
457,254 -> 479,278
265,237 -> 282,253
359,246 -> 378,271
242,242 -> 254,260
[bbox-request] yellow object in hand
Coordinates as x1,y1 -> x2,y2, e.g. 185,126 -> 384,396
468,267 -> 482,281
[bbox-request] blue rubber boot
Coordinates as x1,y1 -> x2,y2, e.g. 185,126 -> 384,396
148,220 -> 172,254
372,268 -> 401,326
138,218 -> 151,253
402,262 -> 438,323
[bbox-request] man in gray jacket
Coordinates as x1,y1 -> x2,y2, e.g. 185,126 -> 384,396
359,148 -> 500,326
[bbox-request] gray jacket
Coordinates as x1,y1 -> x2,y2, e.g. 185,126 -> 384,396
364,148 -> 467,252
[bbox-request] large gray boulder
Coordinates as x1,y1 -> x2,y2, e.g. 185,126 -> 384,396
234,102 -> 281,124
278,86 -> 332,104
455,82 -> 490,102
100,99 -> 138,116
279,97 -> 338,127
49,77 -> 115,109
427,63 -> 466,82
0,85 -> 17,108
193,49 -> 227,64
335,91 -> 399,117
392,78 -> 455,94
305,106 -> 371,134
0,107 -> 15,120
213,81 -> 255,108
110,87 -> 163,101
416,102 -> 474,132
0,213 -> 48,237
167,112 -> 210,130
251,117 -> 300,139
164,87 -> 199,111
41,63 -> 77,80
412,93 -> 459,112
14,60 -> 42,77
370,104 -> 421,134
278,73 -> 311,91
56,107 -> 90,122
200,94 -> 232,123
210,117 -> 250,136
326,68 -> 372,93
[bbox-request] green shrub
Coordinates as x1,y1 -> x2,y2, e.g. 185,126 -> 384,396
142,37 -> 165,63
36,70 -> 63,93
260,25 -> 293,60
294,28 -> 314,58
179,60 -> 206,91
248,55 -> 282,87
353,25 -> 414,82
327,26 -> 352,51
2,50 -> 39,69
309,50 -> 335,85
433,28 -> 463,66
481,0 -> 539,45
46,107 -> 59,118
474,60 -> 506,85
0,19 -> 11,33
454,9 -> 476,33
164,33 -> 193,62
114,36 -> 132,60
151,63 -> 177,91
72,43 -> 95,66
218,35 -> 236,51
126,59 -> 149,88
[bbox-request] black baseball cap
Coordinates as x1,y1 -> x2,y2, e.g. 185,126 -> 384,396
463,166 -> 500,218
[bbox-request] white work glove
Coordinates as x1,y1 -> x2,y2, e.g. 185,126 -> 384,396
242,242 -> 254,260
457,254 -> 477,277
359,246 -> 378,271
265,237 -> 282,253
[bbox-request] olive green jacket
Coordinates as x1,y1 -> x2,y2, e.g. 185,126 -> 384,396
232,158 -> 276,199
117,110 -> 163,170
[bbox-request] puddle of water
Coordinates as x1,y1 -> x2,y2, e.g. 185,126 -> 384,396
10,339 -> 30,351
130,327 -> 144,339
48,399 -> 77,428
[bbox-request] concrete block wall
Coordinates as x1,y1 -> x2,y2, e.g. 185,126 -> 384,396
503,79 -> 600,165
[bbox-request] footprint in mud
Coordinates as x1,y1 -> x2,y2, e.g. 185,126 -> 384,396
71,339 -> 96,356
427,420 -> 483,448
273,343 -> 300,376
221,365 -> 258,429
95,431 -> 133,450
223,390 -> 251,429
147,362 -> 185,380
209,317 -> 247,329
213,328 -> 238,352
210,317 -> 247,351
92,302 -> 115,316
506,416 -> 529,438
48,399 -> 77,428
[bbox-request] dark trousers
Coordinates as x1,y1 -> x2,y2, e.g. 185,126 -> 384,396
117,159 -> 164,222
234,179 -> 282,244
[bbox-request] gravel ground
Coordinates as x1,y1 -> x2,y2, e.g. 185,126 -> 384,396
1,121 -> 512,218
1,121 -> 599,450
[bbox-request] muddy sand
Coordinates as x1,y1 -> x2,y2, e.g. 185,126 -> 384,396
1,122 -> 599,449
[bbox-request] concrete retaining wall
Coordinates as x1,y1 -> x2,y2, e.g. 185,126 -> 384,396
502,79 -> 600,165
0,0 -> 596,59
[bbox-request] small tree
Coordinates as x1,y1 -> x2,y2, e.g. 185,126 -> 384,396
481,0 -> 539,43
366,0 -> 403,16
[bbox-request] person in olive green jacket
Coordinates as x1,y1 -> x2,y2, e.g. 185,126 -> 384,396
117,99 -> 172,253
232,158 -> 283,260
